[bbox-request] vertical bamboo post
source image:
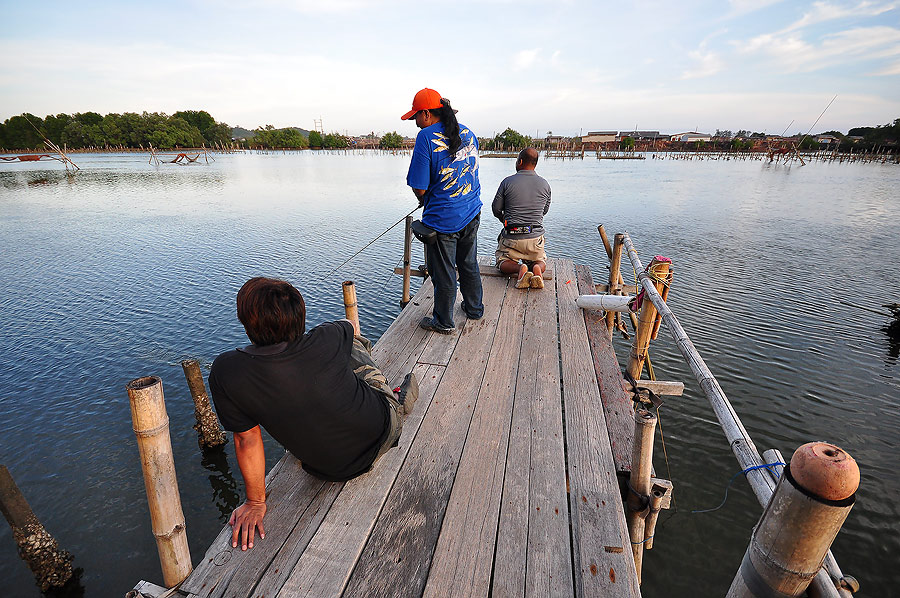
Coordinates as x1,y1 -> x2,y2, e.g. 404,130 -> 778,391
727,442 -> 859,598
342,281 -> 361,336
626,258 -> 670,380
401,215 -> 413,308
181,360 -> 226,449
126,376 -> 192,587
650,269 -> 672,340
0,465 -> 73,591
605,234 -> 624,337
626,407 -> 657,583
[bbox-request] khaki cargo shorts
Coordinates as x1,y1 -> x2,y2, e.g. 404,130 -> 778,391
495,234 -> 547,267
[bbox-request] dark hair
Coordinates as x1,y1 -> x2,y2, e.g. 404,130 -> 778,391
429,98 -> 461,156
236,277 -> 306,346
518,147 -> 539,167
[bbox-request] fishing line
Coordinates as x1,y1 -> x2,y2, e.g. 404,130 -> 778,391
796,95 -> 837,150
325,205 -> 421,279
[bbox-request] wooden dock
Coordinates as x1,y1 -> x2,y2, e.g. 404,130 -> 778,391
165,257 -> 642,598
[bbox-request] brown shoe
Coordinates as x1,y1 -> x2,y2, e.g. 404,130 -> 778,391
396,372 -> 419,415
530,274 -> 544,289
515,271 -> 534,289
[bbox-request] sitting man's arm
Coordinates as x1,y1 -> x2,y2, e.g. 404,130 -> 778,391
230,425 -> 267,550
492,182 -> 506,223
412,187 -> 426,206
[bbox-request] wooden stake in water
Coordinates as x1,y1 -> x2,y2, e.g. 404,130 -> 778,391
626,407 -> 657,583
0,465 -> 73,591
181,359 -> 226,449
343,281 -> 361,336
727,442 -> 859,598
626,258 -> 670,380
126,376 -> 192,587
401,216 -> 413,308
606,233 -> 625,338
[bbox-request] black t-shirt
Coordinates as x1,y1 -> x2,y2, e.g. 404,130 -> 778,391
209,320 -> 390,481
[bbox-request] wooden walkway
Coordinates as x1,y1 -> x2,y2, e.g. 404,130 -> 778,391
173,257 -> 640,598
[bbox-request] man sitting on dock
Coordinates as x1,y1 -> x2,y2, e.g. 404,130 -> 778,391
209,277 -> 418,551
492,147 -> 552,289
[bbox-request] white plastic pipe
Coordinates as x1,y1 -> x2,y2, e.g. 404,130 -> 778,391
575,294 -> 635,312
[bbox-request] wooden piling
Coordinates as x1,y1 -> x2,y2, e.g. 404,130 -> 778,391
606,234 -> 624,338
626,258 -> 670,380
126,376 -> 192,587
0,465 -> 73,591
181,359 -> 226,449
401,216 -> 413,308
342,281 -> 361,336
727,442 -> 859,598
626,407 -> 657,583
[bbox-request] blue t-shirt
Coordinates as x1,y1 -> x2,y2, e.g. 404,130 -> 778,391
406,122 -> 482,233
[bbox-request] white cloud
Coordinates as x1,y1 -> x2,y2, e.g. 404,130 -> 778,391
869,58 -> 900,74
783,1 -> 899,33
513,48 -> 541,71
727,0 -> 784,17
682,41 -> 725,79
740,25 -> 900,72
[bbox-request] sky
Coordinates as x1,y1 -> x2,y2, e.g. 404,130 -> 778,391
1,0 -> 899,137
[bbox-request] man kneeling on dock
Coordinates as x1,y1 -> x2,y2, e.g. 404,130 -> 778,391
492,147 -> 552,289
209,277 -> 418,551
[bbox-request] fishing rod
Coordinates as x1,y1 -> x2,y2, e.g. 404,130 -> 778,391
326,205 -> 422,278
796,94 -> 837,149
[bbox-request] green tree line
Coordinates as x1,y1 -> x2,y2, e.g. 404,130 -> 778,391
0,110 -> 232,150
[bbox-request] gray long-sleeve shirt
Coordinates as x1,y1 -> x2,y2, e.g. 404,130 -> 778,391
492,170 -> 552,239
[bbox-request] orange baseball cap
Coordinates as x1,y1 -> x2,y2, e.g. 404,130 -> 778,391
401,88 -> 443,120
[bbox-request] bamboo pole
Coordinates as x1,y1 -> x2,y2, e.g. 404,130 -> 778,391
181,360 -> 226,449
126,376 -> 192,587
0,465 -> 73,591
727,443 -> 858,598
342,281 -> 361,336
598,225 -> 639,338
626,407 -> 657,583
401,216 -> 413,308
605,234 -> 624,337
621,232 -> 846,598
626,258 -> 670,380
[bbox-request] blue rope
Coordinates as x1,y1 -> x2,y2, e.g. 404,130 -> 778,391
692,462 -> 785,514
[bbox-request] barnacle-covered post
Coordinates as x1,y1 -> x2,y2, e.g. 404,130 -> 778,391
0,465 -> 73,591
181,359 -> 226,449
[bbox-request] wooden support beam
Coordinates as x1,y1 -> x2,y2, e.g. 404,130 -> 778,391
621,380 -> 684,397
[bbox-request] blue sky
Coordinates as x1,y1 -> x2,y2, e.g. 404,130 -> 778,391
1,0 -> 898,136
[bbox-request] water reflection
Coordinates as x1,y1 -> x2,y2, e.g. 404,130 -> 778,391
199,446 -> 240,523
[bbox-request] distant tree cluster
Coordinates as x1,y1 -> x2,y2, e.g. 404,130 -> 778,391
0,110 -> 232,150
380,131 -> 403,149
249,125 -> 309,149
480,127 -> 533,151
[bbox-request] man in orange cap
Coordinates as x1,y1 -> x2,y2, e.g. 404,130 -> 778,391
403,88 -> 484,334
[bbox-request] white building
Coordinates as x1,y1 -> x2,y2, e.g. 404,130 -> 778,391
670,132 -> 712,142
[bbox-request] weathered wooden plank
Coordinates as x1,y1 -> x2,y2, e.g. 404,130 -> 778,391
339,275 -> 510,598
422,274 -> 524,598
181,455 -> 326,597
523,261 -> 575,598
226,481 -> 342,598
393,264 -> 554,280
494,258 -> 574,598
620,380 -> 684,397
575,264 -> 636,475
371,275 -> 435,372
274,361 -> 446,598
558,260 -> 640,597
418,294 -> 468,366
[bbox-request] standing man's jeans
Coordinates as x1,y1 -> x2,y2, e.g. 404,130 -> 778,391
425,214 -> 485,329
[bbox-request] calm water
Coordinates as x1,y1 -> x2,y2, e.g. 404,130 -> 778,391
1,152 -> 897,596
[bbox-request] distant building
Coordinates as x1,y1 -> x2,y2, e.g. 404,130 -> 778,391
670,132 -> 712,142
846,135 -> 864,143
581,131 -> 617,150
815,135 -> 840,145
618,131 -> 664,141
